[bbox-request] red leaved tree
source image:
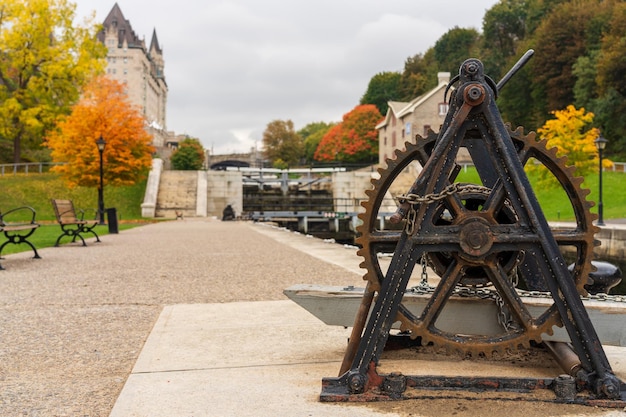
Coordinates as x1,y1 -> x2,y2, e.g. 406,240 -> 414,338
46,76 -> 155,187
314,104 -> 381,163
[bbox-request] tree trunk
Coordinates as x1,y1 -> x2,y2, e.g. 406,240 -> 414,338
12,128 -> 22,164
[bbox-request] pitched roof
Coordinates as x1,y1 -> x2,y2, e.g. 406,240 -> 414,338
150,29 -> 162,54
375,101 -> 410,130
98,3 -> 144,49
375,73 -> 451,130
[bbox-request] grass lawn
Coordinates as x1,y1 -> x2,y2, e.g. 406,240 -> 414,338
456,166 -> 626,221
0,223 -> 142,256
2,167 -> 625,256
1,172 -> 153,255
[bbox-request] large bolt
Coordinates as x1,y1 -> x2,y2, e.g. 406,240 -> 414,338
554,374 -> 576,401
347,371 -> 366,394
465,61 -> 479,75
463,84 -> 485,106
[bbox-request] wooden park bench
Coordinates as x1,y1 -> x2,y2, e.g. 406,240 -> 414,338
51,199 -> 101,247
0,206 -> 41,270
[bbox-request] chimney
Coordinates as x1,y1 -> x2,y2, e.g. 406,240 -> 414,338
438,72 -> 451,84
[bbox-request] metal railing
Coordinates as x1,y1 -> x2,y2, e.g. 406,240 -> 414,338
243,196 -> 366,216
0,162 -> 65,176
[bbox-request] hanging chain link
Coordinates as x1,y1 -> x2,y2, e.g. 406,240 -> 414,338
395,182 -> 626,332
397,183 -> 489,234
407,264 -> 626,333
396,183 -> 488,205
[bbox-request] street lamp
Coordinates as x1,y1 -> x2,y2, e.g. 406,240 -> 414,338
594,134 -> 608,227
96,136 -> 106,225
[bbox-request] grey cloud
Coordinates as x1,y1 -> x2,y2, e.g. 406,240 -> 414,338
75,0 -> 498,153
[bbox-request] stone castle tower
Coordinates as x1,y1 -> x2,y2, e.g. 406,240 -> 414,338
97,3 -> 168,147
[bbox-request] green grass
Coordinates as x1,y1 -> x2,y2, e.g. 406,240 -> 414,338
0,172 -> 147,221
2,167 -> 625,256
0,172 -> 151,255
454,166 -> 626,222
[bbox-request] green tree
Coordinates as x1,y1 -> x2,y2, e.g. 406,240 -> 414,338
0,0 -> 106,163
399,50 -> 438,101
529,1 -> 601,125
262,119 -> 304,168
572,54 -> 599,110
298,122 -> 334,164
171,138 -> 205,170
592,89 -> 626,158
480,0 -> 528,80
360,71 -> 402,115
433,27 -> 481,74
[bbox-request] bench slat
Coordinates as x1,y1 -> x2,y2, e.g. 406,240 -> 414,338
3,224 -> 39,232
50,199 -> 100,247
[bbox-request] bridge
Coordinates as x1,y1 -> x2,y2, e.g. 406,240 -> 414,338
207,151 -> 262,170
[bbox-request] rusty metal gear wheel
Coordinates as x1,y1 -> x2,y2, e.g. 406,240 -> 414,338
355,125 -> 598,356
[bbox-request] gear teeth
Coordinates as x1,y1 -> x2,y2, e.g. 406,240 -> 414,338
355,124 -> 595,357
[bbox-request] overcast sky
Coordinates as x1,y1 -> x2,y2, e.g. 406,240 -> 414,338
74,1 -> 499,154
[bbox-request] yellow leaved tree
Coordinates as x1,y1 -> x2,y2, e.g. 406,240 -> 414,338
46,76 -> 154,187
530,105 -> 611,188
0,0 -> 106,163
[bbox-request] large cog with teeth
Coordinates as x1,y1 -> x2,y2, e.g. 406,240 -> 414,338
355,125 -> 598,356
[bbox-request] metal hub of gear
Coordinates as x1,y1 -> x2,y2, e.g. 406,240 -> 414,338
355,125 -> 598,356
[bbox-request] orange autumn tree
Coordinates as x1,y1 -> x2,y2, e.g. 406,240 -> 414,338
314,104 -> 381,163
46,76 -> 154,187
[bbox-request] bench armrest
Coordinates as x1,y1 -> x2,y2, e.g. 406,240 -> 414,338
0,206 -> 38,226
79,207 -> 99,221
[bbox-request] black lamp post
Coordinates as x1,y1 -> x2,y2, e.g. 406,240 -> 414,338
594,134 -> 608,227
96,136 -> 106,225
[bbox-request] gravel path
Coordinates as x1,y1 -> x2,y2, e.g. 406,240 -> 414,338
0,219 -> 363,416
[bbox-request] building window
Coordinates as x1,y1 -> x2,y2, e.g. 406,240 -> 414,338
392,131 -> 396,148
384,137 -> 387,146
423,125 -> 431,136
438,102 -> 449,116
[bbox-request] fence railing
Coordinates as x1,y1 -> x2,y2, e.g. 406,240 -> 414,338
0,162 -> 65,176
3,161 -> 626,176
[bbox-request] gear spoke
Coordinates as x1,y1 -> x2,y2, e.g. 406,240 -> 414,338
414,258 -> 463,330
484,261 -> 534,330
356,124 -> 597,356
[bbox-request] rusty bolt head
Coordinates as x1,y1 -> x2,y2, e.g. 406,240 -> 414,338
463,84 -> 485,106
465,60 -> 479,75
347,371 -> 366,394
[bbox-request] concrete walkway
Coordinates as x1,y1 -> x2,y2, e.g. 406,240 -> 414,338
3,219 -> 626,416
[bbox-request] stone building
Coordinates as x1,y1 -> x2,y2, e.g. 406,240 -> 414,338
376,72 -> 451,166
97,3 -> 169,148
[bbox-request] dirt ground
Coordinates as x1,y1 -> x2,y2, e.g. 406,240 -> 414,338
353,344 -> 625,416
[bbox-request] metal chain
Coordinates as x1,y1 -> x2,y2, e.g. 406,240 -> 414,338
397,183 -> 488,205
493,291 -> 518,331
407,277 -> 626,333
421,254 -> 428,283
408,282 -> 626,303
398,183 -> 490,234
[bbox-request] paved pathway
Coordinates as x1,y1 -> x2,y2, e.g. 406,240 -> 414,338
2,219 -> 626,416
0,219 -> 363,416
